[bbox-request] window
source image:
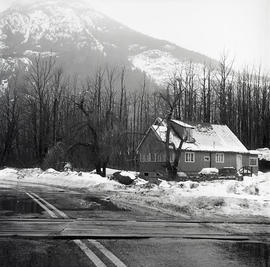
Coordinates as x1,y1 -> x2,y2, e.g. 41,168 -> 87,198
150,153 -> 155,162
140,154 -> 148,162
157,153 -> 166,162
216,153 -> 224,163
204,156 -> 210,161
143,153 -> 150,162
156,153 -> 162,162
249,157 -> 258,166
185,152 -> 195,163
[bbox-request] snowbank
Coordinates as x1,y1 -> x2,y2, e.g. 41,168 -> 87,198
198,168 -> 218,175
0,168 -> 124,191
0,167 -> 269,219
115,172 -> 270,219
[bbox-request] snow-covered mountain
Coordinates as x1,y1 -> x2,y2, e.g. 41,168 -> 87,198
0,0 -> 215,84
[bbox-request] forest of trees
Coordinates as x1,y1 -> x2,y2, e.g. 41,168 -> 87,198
0,55 -> 269,175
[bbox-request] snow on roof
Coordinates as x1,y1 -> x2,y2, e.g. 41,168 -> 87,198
152,125 -> 181,148
249,150 -> 260,155
152,120 -> 249,153
153,117 -> 167,126
171,119 -> 194,128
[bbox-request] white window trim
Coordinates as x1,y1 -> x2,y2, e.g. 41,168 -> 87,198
156,153 -> 164,162
216,153 -> 224,163
185,152 -> 195,163
249,157 -> 258,167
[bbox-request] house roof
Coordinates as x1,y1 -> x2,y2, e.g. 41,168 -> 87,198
171,119 -> 194,129
151,120 -> 249,153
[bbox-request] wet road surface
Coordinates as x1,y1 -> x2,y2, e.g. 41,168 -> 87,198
0,180 -> 269,267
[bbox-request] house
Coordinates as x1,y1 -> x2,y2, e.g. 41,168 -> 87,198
137,117 -> 258,177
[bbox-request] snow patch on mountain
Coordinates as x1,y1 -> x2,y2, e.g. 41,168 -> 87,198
24,50 -> 57,57
0,41 -> 8,50
164,44 -> 176,51
129,50 -> 182,84
130,49 -> 210,84
128,44 -> 147,52
0,3 -> 108,45
0,57 -> 31,72
103,42 -> 117,49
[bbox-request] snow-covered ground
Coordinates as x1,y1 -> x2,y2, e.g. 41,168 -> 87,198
0,167 -> 269,219
257,147 -> 270,161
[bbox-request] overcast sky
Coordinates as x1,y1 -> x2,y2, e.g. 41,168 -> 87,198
0,0 -> 269,72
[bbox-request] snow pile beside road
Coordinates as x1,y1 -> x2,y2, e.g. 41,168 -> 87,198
0,168 -> 124,191
115,172 -> 270,219
0,167 -> 269,219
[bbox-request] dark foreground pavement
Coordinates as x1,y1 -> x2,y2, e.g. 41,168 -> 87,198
0,180 -> 269,267
0,238 -> 269,267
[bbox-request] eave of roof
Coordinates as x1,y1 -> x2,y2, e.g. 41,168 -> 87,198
171,119 -> 194,128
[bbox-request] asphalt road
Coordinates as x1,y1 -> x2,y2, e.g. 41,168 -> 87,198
0,180 -> 269,267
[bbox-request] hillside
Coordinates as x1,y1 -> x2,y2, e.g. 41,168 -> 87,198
0,0 -> 215,85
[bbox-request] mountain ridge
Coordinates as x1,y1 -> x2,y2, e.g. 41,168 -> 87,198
0,0 -> 216,85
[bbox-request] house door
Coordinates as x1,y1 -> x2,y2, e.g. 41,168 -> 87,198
236,154 -> 243,170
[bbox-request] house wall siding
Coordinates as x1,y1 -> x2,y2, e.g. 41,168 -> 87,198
139,129 -> 165,154
178,151 -> 209,173
139,162 -> 166,172
178,152 -> 258,174
210,152 -> 236,169
177,151 -> 238,173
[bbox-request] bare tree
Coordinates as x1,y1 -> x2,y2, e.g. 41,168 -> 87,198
0,79 -> 20,165
25,55 -> 56,163
160,84 -> 188,179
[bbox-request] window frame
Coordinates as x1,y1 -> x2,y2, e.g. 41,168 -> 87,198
144,153 -> 150,162
215,153 -> 224,163
249,157 -> 258,167
185,152 -> 195,163
156,153 -> 162,162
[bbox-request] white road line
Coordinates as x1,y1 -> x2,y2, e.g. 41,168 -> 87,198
27,191 -> 126,267
25,192 -> 58,218
88,239 -> 127,267
30,192 -> 69,219
74,240 -> 107,267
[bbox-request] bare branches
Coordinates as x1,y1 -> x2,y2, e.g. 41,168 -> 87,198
1,53 -> 270,170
